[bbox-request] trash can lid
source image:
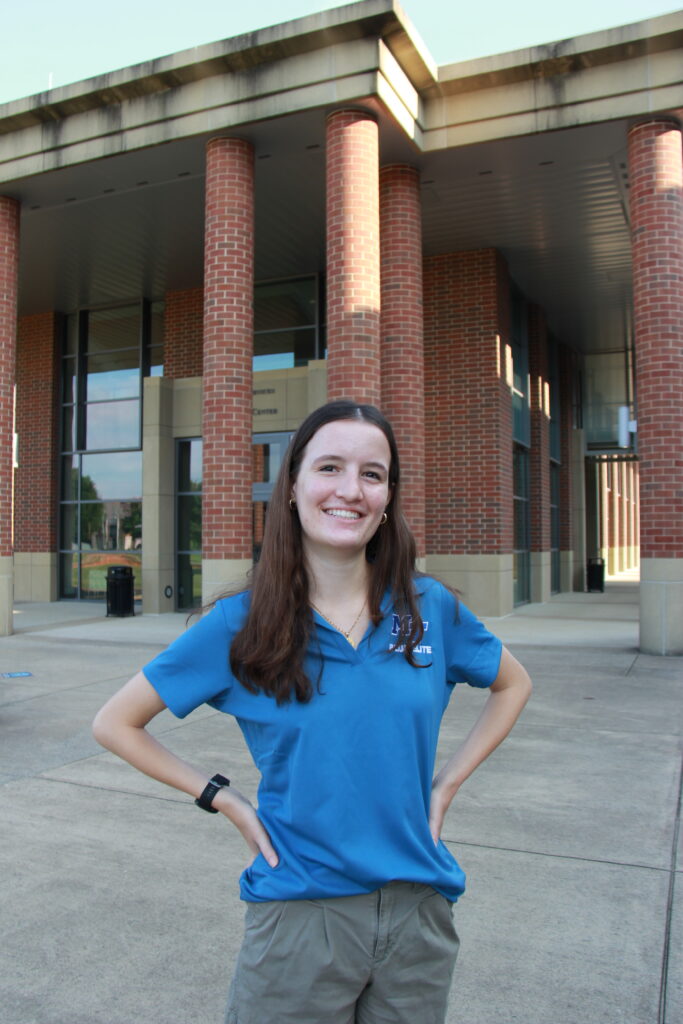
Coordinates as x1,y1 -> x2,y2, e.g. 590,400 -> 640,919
107,565 -> 134,578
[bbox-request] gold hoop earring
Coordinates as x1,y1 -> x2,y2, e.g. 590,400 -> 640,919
289,498 -> 296,511
380,512 -> 388,525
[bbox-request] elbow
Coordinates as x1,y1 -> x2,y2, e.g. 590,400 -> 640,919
92,708 -> 117,751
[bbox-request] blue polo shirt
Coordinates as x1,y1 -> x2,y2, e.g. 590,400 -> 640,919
143,577 -> 502,903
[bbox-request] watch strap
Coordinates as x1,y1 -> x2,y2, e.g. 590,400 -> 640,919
195,773 -> 230,813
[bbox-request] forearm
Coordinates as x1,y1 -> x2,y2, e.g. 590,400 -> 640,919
94,716 -> 210,800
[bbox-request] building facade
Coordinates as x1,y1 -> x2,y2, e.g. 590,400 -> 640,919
1,1 -> 681,652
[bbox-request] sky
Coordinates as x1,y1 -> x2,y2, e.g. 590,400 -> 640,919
1,0 -> 677,105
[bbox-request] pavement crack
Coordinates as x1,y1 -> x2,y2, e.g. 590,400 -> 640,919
443,836 -> 671,874
658,745 -> 683,1024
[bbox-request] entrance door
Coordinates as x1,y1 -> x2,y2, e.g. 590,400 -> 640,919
252,432 -> 294,560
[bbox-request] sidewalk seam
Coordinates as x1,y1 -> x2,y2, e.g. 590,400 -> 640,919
658,746 -> 683,1024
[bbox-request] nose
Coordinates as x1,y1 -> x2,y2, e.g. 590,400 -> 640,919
335,469 -> 363,503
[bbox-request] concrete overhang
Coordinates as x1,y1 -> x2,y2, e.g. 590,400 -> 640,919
425,10 -> 683,149
0,0 -> 431,184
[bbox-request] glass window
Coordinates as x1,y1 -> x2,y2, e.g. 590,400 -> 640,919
254,278 -> 317,331
510,286 -> 530,447
80,501 -> 142,551
60,553 -> 78,598
177,495 -> 202,552
81,551 -> 141,600
177,439 -> 202,492
85,352 -> 140,401
176,554 -> 202,609
62,358 -> 77,403
59,302 -> 158,601
81,451 -> 142,501
253,329 -> 317,371
61,456 -> 78,501
176,439 -> 202,611
550,463 -> 561,594
85,400 -> 140,450
59,504 -> 78,549
148,300 -> 165,377
61,406 -> 77,453
513,446 -> 530,605
87,306 -> 141,354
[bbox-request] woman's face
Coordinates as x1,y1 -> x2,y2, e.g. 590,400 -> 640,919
291,419 -> 391,558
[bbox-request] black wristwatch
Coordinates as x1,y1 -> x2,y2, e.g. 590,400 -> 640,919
195,773 -> 230,813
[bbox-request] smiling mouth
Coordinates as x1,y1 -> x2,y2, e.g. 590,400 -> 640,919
323,509 -> 361,520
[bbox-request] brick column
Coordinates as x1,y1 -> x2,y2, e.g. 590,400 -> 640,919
424,249 -> 514,616
628,118 -> 683,653
14,313 -> 60,602
380,164 -> 425,557
528,305 -> 550,602
0,196 -> 19,634
202,137 -> 254,602
326,110 -> 381,404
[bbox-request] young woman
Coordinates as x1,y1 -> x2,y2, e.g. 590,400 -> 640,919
93,399 -> 531,1024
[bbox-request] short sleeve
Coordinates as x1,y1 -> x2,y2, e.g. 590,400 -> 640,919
438,586 -> 502,688
143,596 -> 245,718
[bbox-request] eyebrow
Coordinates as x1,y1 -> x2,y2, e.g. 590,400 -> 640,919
313,454 -> 389,472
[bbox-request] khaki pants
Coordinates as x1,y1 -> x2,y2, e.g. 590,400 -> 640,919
226,881 -> 459,1024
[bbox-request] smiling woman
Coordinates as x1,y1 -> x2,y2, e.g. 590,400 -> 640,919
92,399 -> 532,1024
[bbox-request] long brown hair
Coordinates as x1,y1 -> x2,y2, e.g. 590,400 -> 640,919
229,400 -> 426,703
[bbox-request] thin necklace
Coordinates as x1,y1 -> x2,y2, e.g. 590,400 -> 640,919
310,599 -> 366,646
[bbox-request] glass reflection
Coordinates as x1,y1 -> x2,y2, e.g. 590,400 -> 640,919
81,551 -> 141,600
252,442 -> 286,486
81,451 -> 142,501
80,501 -> 142,551
177,553 -> 202,610
61,457 -> 78,502
62,406 -> 77,452
86,400 -> 140,450
86,353 -> 140,401
87,306 -> 140,354
254,278 -> 316,331
177,440 -> 202,492
253,328 -> 316,371
62,358 -> 77,403
59,504 -> 78,549
177,496 -> 201,552
60,553 -> 77,598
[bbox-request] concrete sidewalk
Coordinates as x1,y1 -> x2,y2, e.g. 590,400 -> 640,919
1,580 -> 681,1024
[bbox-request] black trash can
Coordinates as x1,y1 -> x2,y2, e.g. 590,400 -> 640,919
587,557 -> 605,593
106,565 -> 135,617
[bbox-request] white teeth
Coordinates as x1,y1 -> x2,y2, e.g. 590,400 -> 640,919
324,509 -> 360,519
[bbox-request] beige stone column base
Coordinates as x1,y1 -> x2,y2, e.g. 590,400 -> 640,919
424,554 -> 513,618
13,552 -> 57,602
0,555 -> 14,636
202,558 -> 253,607
530,551 -> 551,604
640,558 -> 683,655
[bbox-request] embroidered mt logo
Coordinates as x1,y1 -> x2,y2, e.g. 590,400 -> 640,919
390,615 -> 432,655
391,615 -> 429,636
